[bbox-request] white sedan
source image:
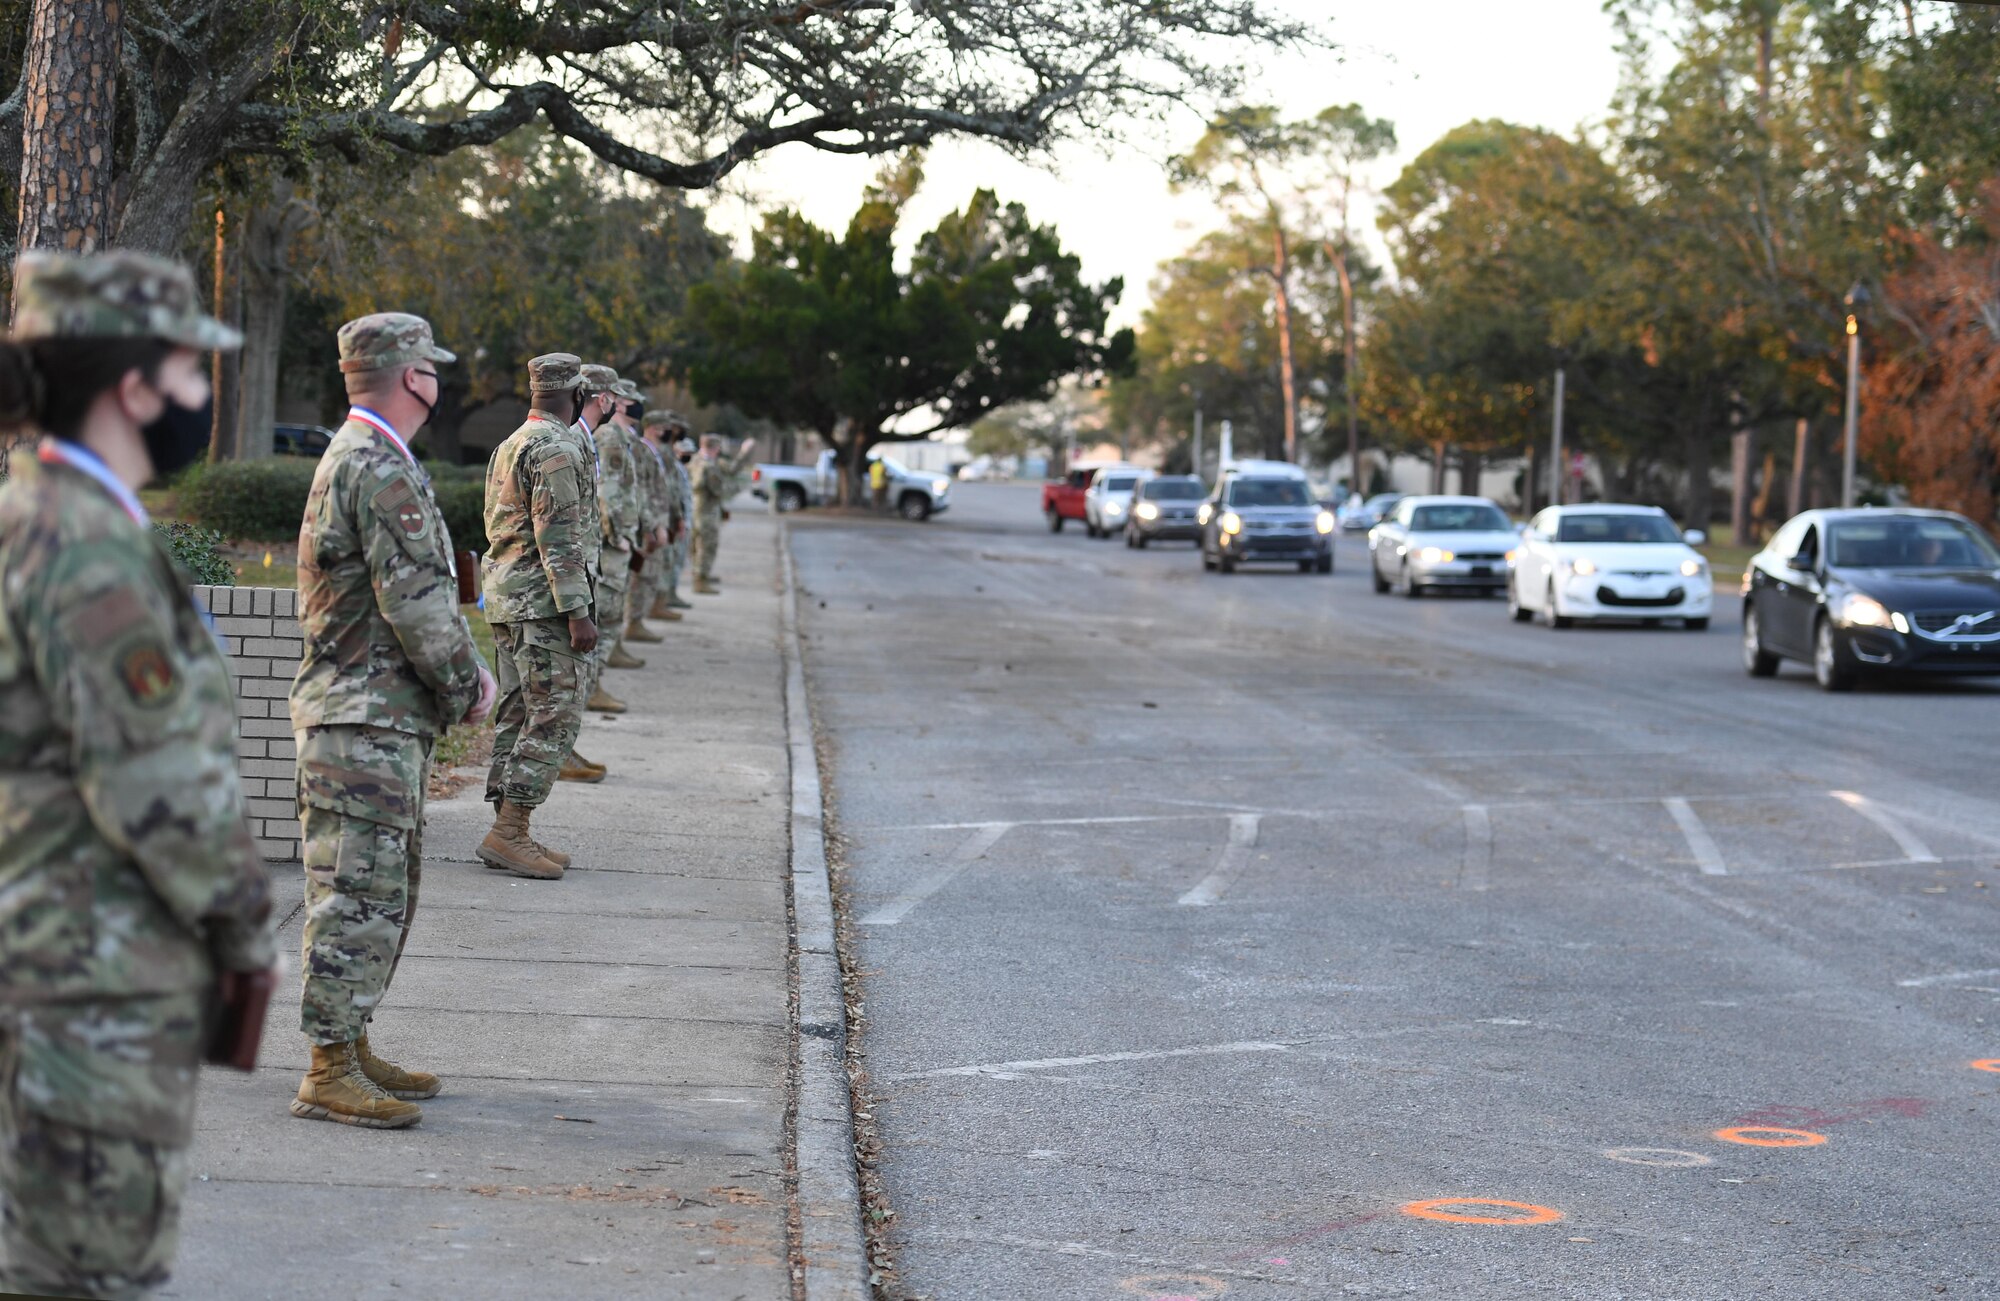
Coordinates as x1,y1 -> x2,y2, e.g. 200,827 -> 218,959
1508,504 -> 1712,629
1368,495 -> 1519,597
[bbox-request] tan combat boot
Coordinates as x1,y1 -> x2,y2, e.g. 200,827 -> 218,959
557,754 -> 605,783
291,1041 -> 423,1128
648,595 -> 684,621
476,800 -> 565,879
695,578 -> 720,595
586,684 -> 627,713
356,1033 -> 441,1100
607,642 -> 647,668
622,620 -> 663,644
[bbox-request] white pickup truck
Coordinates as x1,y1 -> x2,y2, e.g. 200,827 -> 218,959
750,449 -> 953,520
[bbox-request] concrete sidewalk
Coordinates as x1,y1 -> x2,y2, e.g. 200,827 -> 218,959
171,514 -> 802,1299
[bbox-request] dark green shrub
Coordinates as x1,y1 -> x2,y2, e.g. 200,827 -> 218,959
180,459 -> 317,540
154,521 -> 235,586
432,476 -> 488,552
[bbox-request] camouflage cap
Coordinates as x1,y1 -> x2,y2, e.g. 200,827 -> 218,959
337,312 -> 455,374
642,409 -> 676,430
10,249 -> 241,350
528,352 -> 584,393
579,363 -> 619,395
674,436 -> 697,454
612,377 -> 643,401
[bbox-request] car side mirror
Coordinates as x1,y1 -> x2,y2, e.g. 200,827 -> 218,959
1785,550 -> 1815,573
1683,529 -> 1707,546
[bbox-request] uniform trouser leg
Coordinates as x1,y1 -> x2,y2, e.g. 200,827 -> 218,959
0,997 -> 203,1300
296,726 -> 431,1045
629,560 -> 658,624
665,538 -> 686,600
483,619 -> 587,809
694,514 -> 721,582
591,562 -> 631,690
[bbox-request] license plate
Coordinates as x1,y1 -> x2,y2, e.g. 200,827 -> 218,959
1471,566 -> 1492,577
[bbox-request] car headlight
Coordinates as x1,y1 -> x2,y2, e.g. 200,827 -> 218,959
1679,558 -> 1707,578
1504,548 -> 1519,565
1135,501 -> 1159,521
1220,511 -> 1242,535
1315,510 -> 1336,534
1197,504 -> 1213,525
1837,592 -> 1894,629
1104,499 -> 1124,516
1416,546 -> 1453,564
933,478 -> 950,496
1569,558 -> 1598,576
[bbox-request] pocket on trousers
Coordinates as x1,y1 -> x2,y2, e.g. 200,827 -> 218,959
303,808 -> 408,899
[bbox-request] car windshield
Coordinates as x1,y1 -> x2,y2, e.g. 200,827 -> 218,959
1229,478 -> 1310,507
1411,503 -> 1510,531
1145,480 -> 1204,500
1827,517 -> 2000,569
1556,513 -> 1681,545
1101,476 -> 1139,493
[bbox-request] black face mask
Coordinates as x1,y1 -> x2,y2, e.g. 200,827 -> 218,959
569,391 -> 588,424
624,400 -> 645,421
677,452 -> 693,464
142,394 -> 212,480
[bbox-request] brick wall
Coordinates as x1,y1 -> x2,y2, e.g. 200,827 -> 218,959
194,584 -> 303,862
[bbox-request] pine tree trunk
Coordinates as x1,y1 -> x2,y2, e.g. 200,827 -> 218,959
234,185 -> 308,461
1459,449 -> 1483,497
1269,218 -> 1298,464
15,0 -> 122,264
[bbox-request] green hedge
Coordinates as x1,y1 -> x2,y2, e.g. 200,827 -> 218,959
184,458 -> 489,550
180,460 -> 317,541
153,521 -> 234,586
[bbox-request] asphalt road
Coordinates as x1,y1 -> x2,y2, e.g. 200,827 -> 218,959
790,483 -> 2000,1301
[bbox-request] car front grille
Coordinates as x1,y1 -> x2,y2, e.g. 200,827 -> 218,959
1913,610 -> 2000,635
1596,585 -> 1687,607
1458,551 -> 1507,561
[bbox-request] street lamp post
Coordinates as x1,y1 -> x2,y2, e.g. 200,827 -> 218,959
1842,282 -> 1869,510
1549,366 -> 1566,508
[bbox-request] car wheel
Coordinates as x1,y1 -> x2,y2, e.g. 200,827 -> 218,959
1544,581 -> 1573,629
1742,604 -> 1779,676
1813,616 -> 1856,692
1685,617 -> 1710,631
1315,553 -> 1333,574
899,494 -> 931,522
1202,544 -> 1216,572
1371,553 -> 1390,593
775,484 -> 807,513
1402,564 -> 1422,598
1134,533 -> 1148,549
1297,559 -> 1315,574
1507,575 -> 1532,622
1219,550 -> 1238,574
1048,511 -> 1063,533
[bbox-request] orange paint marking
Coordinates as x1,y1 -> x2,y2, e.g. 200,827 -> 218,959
1972,1059 -> 2000,1074
1712,1126 -> 1827,1148
1400,1197 -> 1564,1226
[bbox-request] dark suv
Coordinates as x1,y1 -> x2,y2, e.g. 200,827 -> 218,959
1124,475 -> 1206,547
1199,470 -> 1335,574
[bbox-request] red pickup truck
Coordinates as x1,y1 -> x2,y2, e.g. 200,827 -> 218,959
1041,463 -> 1110,533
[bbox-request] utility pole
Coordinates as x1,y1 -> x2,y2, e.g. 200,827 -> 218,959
1549,367 -> 1566,507
1191,392 -> 1205,486
1841,283 -> 1868,509
1219,419 -> 1235,472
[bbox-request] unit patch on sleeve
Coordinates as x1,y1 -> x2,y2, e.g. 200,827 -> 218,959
117,641 -> 180,708
371,476 -> 429,540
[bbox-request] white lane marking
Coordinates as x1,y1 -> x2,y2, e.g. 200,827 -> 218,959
1177,814 -> 1262,906
888,1037 -> 1292,1081
1897,967 -> 2000,989
1662,797 -> 1728,876
1829,790 -> 1940,863
860,823 -> 1012,926
1461,804 -> 1492,892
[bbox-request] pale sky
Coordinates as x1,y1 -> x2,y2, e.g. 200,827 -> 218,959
701,0 -> 1627,329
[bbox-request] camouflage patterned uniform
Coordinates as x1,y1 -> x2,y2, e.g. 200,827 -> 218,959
0,252 -> 274,1298
664,433 -> 696,608
630,413 -> 678,621
291,315 -> 485,1056
579,366 -> 640,694
483,356 -> 595,810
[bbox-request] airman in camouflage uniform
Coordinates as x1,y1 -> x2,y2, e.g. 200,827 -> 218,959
651,421 -> 697,617
289,312 -> 496,1130
555,366 -> 614,781
479,354 -> 598,878
611,380 -> 670,651
689,433 -> 757,593
579,365 -> 641,711
630,410 -> 685,631
0,251 -> 276,1298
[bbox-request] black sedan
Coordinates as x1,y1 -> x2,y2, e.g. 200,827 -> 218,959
1743,507 -> 2000,691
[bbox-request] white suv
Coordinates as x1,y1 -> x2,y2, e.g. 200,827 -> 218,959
1084,465 -> 1151,539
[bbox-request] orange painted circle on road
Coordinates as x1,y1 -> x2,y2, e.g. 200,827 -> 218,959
1712,1126 -> 1827,1148
1972,1059 -> 2000,1074
1401,1198 -> 1564,1226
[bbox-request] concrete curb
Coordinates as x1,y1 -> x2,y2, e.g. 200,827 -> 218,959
780,522 -> 873,1301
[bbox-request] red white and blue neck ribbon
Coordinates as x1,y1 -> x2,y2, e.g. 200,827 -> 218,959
348,406 -> 429,484
39,438 -> 149,527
